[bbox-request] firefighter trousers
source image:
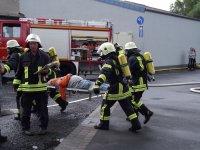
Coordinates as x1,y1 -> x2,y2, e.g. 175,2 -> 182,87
16,91 -> 22,112
100,97 -> 137,123
132,91 -> 143,104
131,91 -> 151,116
21,92 -> 49,130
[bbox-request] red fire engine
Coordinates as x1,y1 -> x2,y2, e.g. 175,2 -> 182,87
0,18 -> 112,76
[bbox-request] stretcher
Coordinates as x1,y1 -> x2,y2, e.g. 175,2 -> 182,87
47,81 -> 109,100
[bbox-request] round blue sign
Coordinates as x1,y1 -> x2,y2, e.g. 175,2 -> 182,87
137,16 -> 144,25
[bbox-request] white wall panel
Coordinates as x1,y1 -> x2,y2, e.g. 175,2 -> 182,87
20,0 -> 200,67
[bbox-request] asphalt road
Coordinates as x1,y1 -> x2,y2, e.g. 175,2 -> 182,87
86,69 -> 200,150
0,81 -> 102,150
1,69 -> 200,150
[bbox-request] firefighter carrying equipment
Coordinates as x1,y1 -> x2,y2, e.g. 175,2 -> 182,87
48,74 -> 72,101
143,52 -> 155,75
48,47 -> 60,67
93,48 -> 141,132
13,49 -> 50,92
118,53 -> 132,79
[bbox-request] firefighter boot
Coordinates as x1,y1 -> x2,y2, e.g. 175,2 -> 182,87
0,135 -> 7,142
94,120 -> 109,130
139,104 -> 154,124
129,118 -> 141,132
56,98 -> 68,112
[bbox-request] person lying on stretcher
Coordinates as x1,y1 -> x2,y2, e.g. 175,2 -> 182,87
48,73 -> 109,101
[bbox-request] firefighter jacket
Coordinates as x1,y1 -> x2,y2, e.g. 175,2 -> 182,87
95,53 -> 131,100
3,50 -> 22,73
13,49 -> 50,92
127,51 -> 148,92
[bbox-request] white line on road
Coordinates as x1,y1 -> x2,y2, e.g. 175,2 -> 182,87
47,95 -> 101,108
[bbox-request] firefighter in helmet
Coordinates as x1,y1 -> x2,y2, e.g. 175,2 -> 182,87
46,47 -> 68,112
13,34 -> 50,135
125,42 -> 153,124
93,42 -> 141,132
0,40 -> 23,120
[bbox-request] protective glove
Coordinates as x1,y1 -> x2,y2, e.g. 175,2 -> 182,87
147,74 -> 155,82
93,85 -> 100,95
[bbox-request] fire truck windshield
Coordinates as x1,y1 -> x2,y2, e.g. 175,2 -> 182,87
3,23 -> 21,38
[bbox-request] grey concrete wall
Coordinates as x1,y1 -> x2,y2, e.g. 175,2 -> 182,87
19,0 -> 200,67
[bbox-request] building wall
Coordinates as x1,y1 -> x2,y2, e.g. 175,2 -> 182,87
19,0 -> 200,67
144,11 -> 200,67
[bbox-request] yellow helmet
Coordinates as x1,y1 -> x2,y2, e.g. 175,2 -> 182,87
97,42 -> 115,56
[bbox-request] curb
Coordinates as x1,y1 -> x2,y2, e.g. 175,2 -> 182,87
55,102 -> 118,150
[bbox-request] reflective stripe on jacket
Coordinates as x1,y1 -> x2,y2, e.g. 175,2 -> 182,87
13,49 -> 50,92
95,54 -> 131,100
128,52 -> 147,92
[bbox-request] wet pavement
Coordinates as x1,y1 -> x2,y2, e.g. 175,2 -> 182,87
56,69 -> 200,150
0,81 -> 101,150
1,69 -> 200,150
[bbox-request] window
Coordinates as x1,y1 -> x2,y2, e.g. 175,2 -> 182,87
3,23 -> 21,38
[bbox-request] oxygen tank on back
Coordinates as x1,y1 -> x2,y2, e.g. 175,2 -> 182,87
144,52 -> 155,75
118,53 -> 132,79
48,47 -> 60,67
114,43 -> 132,79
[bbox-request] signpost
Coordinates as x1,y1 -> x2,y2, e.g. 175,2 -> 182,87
137,16 -> 144,38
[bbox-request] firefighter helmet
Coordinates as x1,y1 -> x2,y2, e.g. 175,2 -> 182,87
25,34 -> 42,48
97,42 -> 115,56
6,40 -> 20,48
125,42 -> 137,50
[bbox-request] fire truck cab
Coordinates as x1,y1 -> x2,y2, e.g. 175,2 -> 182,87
0,18 -> 112,76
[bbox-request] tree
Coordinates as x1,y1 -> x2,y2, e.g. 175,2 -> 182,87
170,0 -> 200,19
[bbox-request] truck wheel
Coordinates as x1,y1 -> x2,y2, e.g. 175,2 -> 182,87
59,62 -> 77,76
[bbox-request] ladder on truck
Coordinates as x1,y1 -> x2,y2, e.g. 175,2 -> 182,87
19,18 -> 112,28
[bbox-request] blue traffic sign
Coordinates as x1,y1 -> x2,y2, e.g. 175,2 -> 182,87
137,16 -> 144,25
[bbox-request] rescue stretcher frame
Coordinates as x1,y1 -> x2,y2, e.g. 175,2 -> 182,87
47,82 -> 106,101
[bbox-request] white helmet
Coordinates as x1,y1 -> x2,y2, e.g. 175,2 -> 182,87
6,40 -> 20,48
26,34 -> 42,47
97,42 -> 115,56
125,42 -> 137,50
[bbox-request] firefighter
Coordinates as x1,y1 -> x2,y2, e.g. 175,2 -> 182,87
0,40 -> 23,120
46,59 -> 68,112
13,34 -> 50,136
46,47 -> 68,112
93,42 -> 141,132
124,42 -> 153,124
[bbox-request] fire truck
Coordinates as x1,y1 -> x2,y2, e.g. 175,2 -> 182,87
0,18 -> 112,76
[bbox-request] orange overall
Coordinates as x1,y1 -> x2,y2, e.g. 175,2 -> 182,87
49,74 -> 71,101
